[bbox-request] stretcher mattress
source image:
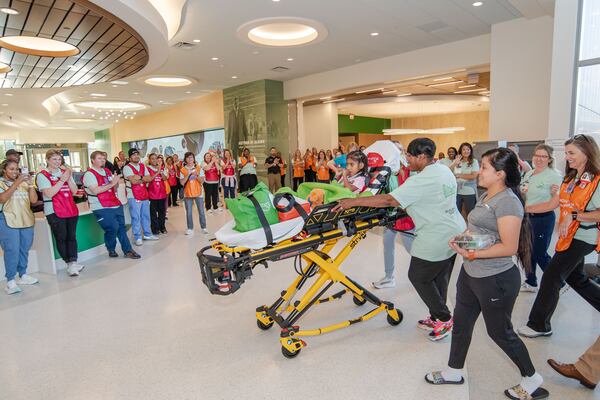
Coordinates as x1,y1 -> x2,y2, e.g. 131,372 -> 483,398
215,217 -> 305,250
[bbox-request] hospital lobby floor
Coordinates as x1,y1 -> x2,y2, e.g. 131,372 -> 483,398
0,206 -> 598,400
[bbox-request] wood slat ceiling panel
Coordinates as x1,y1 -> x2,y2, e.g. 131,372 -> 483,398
0,0 -> 148,88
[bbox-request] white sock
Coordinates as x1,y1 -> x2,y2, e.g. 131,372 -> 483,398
510,373 -> 543,397
427,367 -> 463,382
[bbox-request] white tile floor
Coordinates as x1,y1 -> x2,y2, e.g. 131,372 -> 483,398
0,206 -> 598,400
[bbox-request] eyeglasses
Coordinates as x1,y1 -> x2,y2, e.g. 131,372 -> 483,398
533,154 -> 550,159
573,134 -> 592,143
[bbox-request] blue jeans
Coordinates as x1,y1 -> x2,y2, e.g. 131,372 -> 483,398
0,213 -> 34,281
525,212 -> 555,287
184,197 -> 206,230
93,206 -> 132,254
221,177 -> 236,199
383,228 -> 415,278
127,198 -> 152,240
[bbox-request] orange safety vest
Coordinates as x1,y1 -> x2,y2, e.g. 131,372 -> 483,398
556,174 -> 600,252
180,165 -> 203,198
304,155 -> 313,170
293,159 -> 304,178
311,155 -> 318,172
280,161 -> 286,176
316,160 -> 329,181
240,156 -> 255,167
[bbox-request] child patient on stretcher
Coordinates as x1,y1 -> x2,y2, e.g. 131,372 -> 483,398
334,150 -> 369,194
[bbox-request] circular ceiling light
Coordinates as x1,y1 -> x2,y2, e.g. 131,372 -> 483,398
0,63 -> 11,74
0,8 -> 19,15
0,36 -> 79,57
238,17 -> 327,47
70,100 -> 150,111
142,76 -> 196,87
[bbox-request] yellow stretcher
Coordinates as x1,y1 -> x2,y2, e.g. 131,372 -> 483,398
198,199 -> 406,358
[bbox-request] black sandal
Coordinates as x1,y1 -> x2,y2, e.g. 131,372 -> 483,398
424,371 -> 465,385
504,385 -> 549,400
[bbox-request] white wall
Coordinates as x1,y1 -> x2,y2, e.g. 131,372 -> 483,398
301,103 -> 338,151
489,16 -> 554,142
284,34 -> 491,101
0,129 -> 95,144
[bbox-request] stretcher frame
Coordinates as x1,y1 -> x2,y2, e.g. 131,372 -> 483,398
198,204 -> 405,358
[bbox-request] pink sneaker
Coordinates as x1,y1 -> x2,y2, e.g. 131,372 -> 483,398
428,318 -> 453,341
418,316 -> 436,331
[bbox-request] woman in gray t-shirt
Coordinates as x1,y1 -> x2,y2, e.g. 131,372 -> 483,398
426,148 -> 549,400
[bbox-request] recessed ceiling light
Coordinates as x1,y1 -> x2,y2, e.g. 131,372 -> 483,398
143,76 -> 195,87
211,57 -> 219,61
133,92 -> 140,95
370,32 -> 379,36
252,51 -> 260,55
232,76 -> 238,79
4,93 -> 13,96
287,58 -> 294,61
111,85 -> 118,88
1,104 -> 8,106
473,1 -> 483,6
193,39 -> 201,43
70,100 -> 150,111
185,91 -> 192,94
111,80 -> 128,85
239,17 -> 327,47
272,0 -> 281,2
90,93 -> 107,97
0,8 -> 19,15
0,36 -> 79,57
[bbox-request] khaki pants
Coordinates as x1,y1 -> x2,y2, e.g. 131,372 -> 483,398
576,335 -> 600,384
267,173 -> 281,193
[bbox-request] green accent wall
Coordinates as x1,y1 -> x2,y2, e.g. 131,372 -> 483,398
93,129 -> 111,154
338,114 -> 390,134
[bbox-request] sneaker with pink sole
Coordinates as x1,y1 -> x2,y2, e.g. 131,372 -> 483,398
417,316 -> 436,331
428,318 -> 453,341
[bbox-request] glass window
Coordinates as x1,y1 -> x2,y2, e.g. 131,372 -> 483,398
579,0 -> 600,61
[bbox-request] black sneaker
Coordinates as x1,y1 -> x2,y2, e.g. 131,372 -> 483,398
108,251 -> 119,258
125,251 -> 141,259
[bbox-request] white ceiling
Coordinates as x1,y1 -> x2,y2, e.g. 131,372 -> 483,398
337,95 -> 490,118
0,0 -> 554,135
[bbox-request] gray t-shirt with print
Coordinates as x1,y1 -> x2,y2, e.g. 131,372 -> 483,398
463,188 -> 524,278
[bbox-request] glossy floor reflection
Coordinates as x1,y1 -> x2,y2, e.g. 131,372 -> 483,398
0,206 -> 597,400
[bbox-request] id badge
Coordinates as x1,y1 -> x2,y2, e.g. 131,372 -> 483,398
566,181 -> 576,193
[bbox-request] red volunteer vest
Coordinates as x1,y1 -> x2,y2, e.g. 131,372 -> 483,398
86,168 -> 121,208
223,160 -> 235,176
148,166 -> 167,200
167,166 -> 178,186
126,163 -> 149,200
205,163 -> 220,182
39,170 -> 79,218
392,166 -> 415,232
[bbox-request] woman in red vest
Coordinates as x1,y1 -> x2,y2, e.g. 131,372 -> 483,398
220,149 -> 236,201
519,134 -> 600,338
202,152 -> 222,214
36,149 -> 83,277
165,156 -> 179,207
146,153 -> 168,234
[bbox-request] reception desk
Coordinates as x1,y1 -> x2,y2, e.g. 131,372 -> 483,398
1,183 -> 130,280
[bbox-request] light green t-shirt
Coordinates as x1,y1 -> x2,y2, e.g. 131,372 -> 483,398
83,168 -> 120,211
239,157 -> 257,175
521,168 -> 563,207
455,159 -> 479,195
574,184 -> 600,245
35,168 -> 76,216
389,163 -> 466,262
437,158 -> 453,168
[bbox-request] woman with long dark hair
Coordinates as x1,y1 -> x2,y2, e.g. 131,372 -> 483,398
238,147 -> 257,192
427,147 -> 548,400
519,134 -> 600,338
452,142 -> 479,216
292,149 -> 304,191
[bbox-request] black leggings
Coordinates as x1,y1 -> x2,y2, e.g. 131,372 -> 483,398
47,214 -> 78,263
456,194 -> 476,216
149,198 -> 167,233
450,266 -> 535,377
408,255 -> 456,322
527,239 -> 600,332
203,182 -> 219,210
280,174 -> 285,188
293,177 -> 303,192
239,174 -> 258,193
168,185 -> 179,206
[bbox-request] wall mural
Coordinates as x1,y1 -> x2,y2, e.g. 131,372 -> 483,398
126,129 -> 225,161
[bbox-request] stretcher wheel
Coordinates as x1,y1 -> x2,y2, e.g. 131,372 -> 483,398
352,296 -> 367,306
281,346 -> 301,359
257,319 -> 274,330
387,309 -> 403,326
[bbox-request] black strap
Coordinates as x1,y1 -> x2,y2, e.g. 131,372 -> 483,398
247,193 -> 273,244
273,193 -> 308,220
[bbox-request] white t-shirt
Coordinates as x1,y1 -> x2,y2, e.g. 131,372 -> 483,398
36,168 -> 76,216
122,162 -> 149,199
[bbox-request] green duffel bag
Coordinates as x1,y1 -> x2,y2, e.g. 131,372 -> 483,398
226,182 -> 280,233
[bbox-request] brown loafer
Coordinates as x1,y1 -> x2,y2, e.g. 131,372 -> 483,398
548,359 -> 597,389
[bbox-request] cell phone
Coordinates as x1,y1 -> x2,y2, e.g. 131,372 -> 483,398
21,167 -> 29,175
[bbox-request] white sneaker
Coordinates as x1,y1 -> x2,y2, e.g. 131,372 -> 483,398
72,263 -> 84,272
520,283 -> 538,293
517,325 -> 552,338
372,276 -> 396,289
207,209 -> 213,215
143,235 -> 159,241
5,280 -> 21,295
135,239 -> 143,246
202,228 -> 209,234
17,274 -> 38,285
217,207 -> 223,213
185,229 -> 194,235
67,265 -> 80,277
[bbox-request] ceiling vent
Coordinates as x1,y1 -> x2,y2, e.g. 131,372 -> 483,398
417,20 -> 450,34
172,41 -> 196,50
271,66 -> 290,72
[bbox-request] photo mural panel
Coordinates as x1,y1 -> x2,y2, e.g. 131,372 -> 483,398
126,129 -> 225,161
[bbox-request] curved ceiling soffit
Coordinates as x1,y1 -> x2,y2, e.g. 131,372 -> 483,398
147,0 -> 187,40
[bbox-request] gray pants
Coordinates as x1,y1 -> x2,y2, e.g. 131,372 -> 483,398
184,197 -> 206,230
383,228 -> 415,278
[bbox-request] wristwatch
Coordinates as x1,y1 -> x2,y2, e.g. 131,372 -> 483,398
572,211 -> 579,221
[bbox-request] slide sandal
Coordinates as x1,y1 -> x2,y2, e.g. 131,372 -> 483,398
424,371 -> 465,385
504,385 -> 549,400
